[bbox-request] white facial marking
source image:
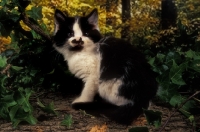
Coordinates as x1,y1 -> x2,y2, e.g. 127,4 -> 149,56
73,19 -> 83,38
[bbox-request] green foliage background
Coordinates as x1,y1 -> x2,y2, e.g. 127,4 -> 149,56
0,0 -> 200,130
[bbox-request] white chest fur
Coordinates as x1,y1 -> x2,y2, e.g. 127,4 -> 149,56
67,52 -> 99,82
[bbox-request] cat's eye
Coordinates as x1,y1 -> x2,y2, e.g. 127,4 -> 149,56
68,32 -> 74,37
84,32 -> 88,36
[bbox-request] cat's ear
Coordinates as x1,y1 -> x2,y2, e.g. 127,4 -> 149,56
87,9 -> 99,31
54,9 -> 68,34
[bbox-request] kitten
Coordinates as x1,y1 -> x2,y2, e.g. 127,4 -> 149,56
53,9 -> 158,124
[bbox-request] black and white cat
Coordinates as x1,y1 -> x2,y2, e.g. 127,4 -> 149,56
53,9 -> 158,124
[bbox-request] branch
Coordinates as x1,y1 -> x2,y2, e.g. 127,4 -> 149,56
1,64 -> 11,75
21,12 -> 53,42
158,91 -> 200,132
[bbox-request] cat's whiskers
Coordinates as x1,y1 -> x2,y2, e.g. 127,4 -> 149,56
54,52 -> 61,61
98,42 -> 110,48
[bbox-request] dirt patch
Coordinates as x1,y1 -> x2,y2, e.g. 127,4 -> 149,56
0,92 -> 198,132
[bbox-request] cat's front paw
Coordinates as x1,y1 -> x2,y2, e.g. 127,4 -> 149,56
71,97 -> 94,110
72,96 -> 93,104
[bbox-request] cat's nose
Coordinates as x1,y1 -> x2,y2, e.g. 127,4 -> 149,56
71,37 -> 84,45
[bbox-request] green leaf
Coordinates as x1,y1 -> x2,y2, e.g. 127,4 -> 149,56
10,33 -> 20,52
143,109 -> 162,128
24,114 -> 37,125
169,60 -> 187,85
179,108 -> 191,117
0,75 -> 7,90
169,95 -> 195,117
26,6 -> 43,21
166,51 -> 182,64
0,0 -> 6,6
183,100 -> 196,112
148,57 -> 155,66
0,93 -> 17,107
9,105 -> 20,120
156,69 -> 180,102
156,53 -> 165,62
0,104 -> 10,119
10,8 -> 20,22
12,118 -> 21,128
36,98 -> 45,107
21,75 -> 32,84
30,30 -> 41,39
189,59 -> 200,73
186,49 -> 195,58
30,70 -> 38,76
2,49 -> 15,57
129,127 -> 149,132
47,69 -> 55,74
24,88 -> 33,100
186,50 -> 200,60
37,99 -> 58,115
40,23 -> 49,35
0,92 -> 17,120
0,55 -> 7,68
14,89 -> 25,105
169,94 -> 183,107
11,66 -> 23,71
188,115 -> 196,126
188,115 -> 194,123
156,70 -> 170,85
60,114 -> 74,128
13,88 -> 33,113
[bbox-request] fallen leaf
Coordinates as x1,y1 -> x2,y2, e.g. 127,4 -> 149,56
132,116 -> 147,126
31,126 -> 44,132
89,124 -> 108,132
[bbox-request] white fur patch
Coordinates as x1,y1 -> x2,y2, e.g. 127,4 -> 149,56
73,19 -> 82,38
98,79 -> 133,106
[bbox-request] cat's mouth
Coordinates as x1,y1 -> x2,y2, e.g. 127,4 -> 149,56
73,42 -> 84,48
69,43 -> 84,51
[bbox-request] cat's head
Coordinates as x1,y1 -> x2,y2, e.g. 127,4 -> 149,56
53,9 -> 102,51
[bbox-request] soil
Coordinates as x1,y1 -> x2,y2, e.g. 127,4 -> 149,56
0,92 -> 199,132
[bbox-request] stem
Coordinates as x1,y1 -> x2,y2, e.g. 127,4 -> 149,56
1,64 -> 11,75
158,91 -> 200,132
21,12 -> 53,42
193,97 -> 200,103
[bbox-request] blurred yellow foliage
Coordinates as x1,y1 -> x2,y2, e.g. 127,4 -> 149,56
19,20 -> 31,31
0,36 -> 11,53
28,0 -> 160,38
30,0 -> 108,34
2,0 -> 198,52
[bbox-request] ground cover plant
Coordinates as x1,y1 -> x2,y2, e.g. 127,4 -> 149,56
0,0 -> 200,131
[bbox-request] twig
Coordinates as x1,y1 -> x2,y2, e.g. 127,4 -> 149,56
1,64 -> 11,75
21,12 -> 53,42
158,91 -> 200,132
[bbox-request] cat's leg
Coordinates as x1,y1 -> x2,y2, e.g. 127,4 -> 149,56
72,76 -> 98,104
98,79 -> 133,106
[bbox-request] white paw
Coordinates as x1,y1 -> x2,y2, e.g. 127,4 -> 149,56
72,96 -> 93,104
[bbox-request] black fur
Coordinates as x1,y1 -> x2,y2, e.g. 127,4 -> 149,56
54,10 -> 75,47
98,37 -> 158,123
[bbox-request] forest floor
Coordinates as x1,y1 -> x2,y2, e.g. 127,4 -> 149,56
0,91 -> 199,132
